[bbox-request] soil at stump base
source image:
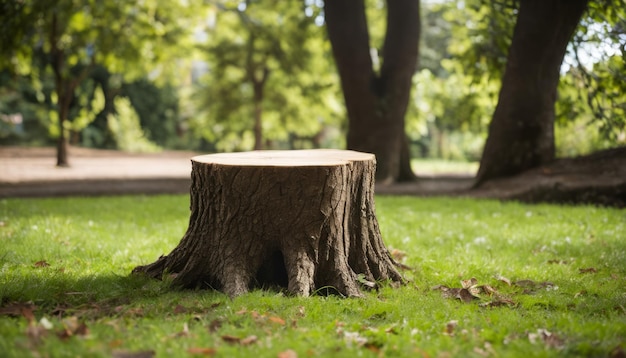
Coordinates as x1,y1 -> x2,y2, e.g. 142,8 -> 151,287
473,146 -> 626,207
378,146 -> 626,208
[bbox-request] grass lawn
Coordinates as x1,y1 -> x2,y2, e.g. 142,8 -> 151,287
1,195 -> 625,357
410,159 -> 478,176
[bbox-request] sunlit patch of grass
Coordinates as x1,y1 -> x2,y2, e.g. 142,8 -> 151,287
410,159 -> 478,176
1,195 -> 625,357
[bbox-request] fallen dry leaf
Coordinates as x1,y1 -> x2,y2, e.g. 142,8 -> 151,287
39,317 -> 53,330
473,342 -> 496,357
432,285 -> 458,299
220,334 -> 257,346
390,248 -> 406,261
341,330 -> 368,347
528,329 -> 565,349
26,319 -> 52,344
57,316 -> 89,340
461,278 -> 478,289
468,286 -> 482,297
221,335 -> 241,344
458,288 -> 478,303
479,285 -> 498,296
385,325 -> 398,335
574,290 -> 587,298
296,306 -> 305,317
173,304 -> 187,314
479,298 -> 516,308
208,319 -> 222,333
278,349 -> 298,358
172,322 -> 191,338
431,284 -> 449,291
109,339 -> 124,349
513,279 -> 536,288
62,317 -> 80,332
240,335 -> 258,345
444,320 -> 458,336
433,285 -> 478,303
34,260 -> 50,268
442,288 -> 460,299
514,280 -> 555,293
268,316 -> 286,325
579,267 -> 598,274
495,275 -> 512,286
365,342 -> 383,353
435,278 -> 509,304
0,302 -> 36,322
187,347 -> 217,356
547,259 -> 569,265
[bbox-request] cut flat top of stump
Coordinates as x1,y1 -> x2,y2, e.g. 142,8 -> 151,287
192,149 -> 374,167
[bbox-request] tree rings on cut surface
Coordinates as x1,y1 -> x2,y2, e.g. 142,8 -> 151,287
132,149 -> 403,297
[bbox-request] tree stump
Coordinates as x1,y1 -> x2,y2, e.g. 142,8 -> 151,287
132,149 -> 403,297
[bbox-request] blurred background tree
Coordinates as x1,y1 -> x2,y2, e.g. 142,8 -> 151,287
0,0 -> 203,166
0,0 -> 623,180
190,0 -> 342,152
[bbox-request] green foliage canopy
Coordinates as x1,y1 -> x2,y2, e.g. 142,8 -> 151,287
441,0 -> 625,149
1,0 -> 623,159
0,0 -> 204,154
191,0 -> 343,151
559,1 -> 626,143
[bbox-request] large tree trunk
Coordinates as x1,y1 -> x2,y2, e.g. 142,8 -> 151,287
325,0 -> 420,184
132,149 -> 403,298
475,0 -> 588,185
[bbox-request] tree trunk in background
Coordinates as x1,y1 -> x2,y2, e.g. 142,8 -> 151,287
50,12 -> 70,167
55,98 -> 70,167
475,0 -> 588,185
252,78 -> 264,150
132,150 -> 403,298
325,0 -> 420,183
250,66 -> 269,150
398,136 -> 416,181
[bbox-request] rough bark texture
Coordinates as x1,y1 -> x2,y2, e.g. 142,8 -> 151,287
132,149 -> 403,298
325,0 -> 420,183
476,0 -> 589,185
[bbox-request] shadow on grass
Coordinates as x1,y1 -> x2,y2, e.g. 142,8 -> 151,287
0,271 -> 228,319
